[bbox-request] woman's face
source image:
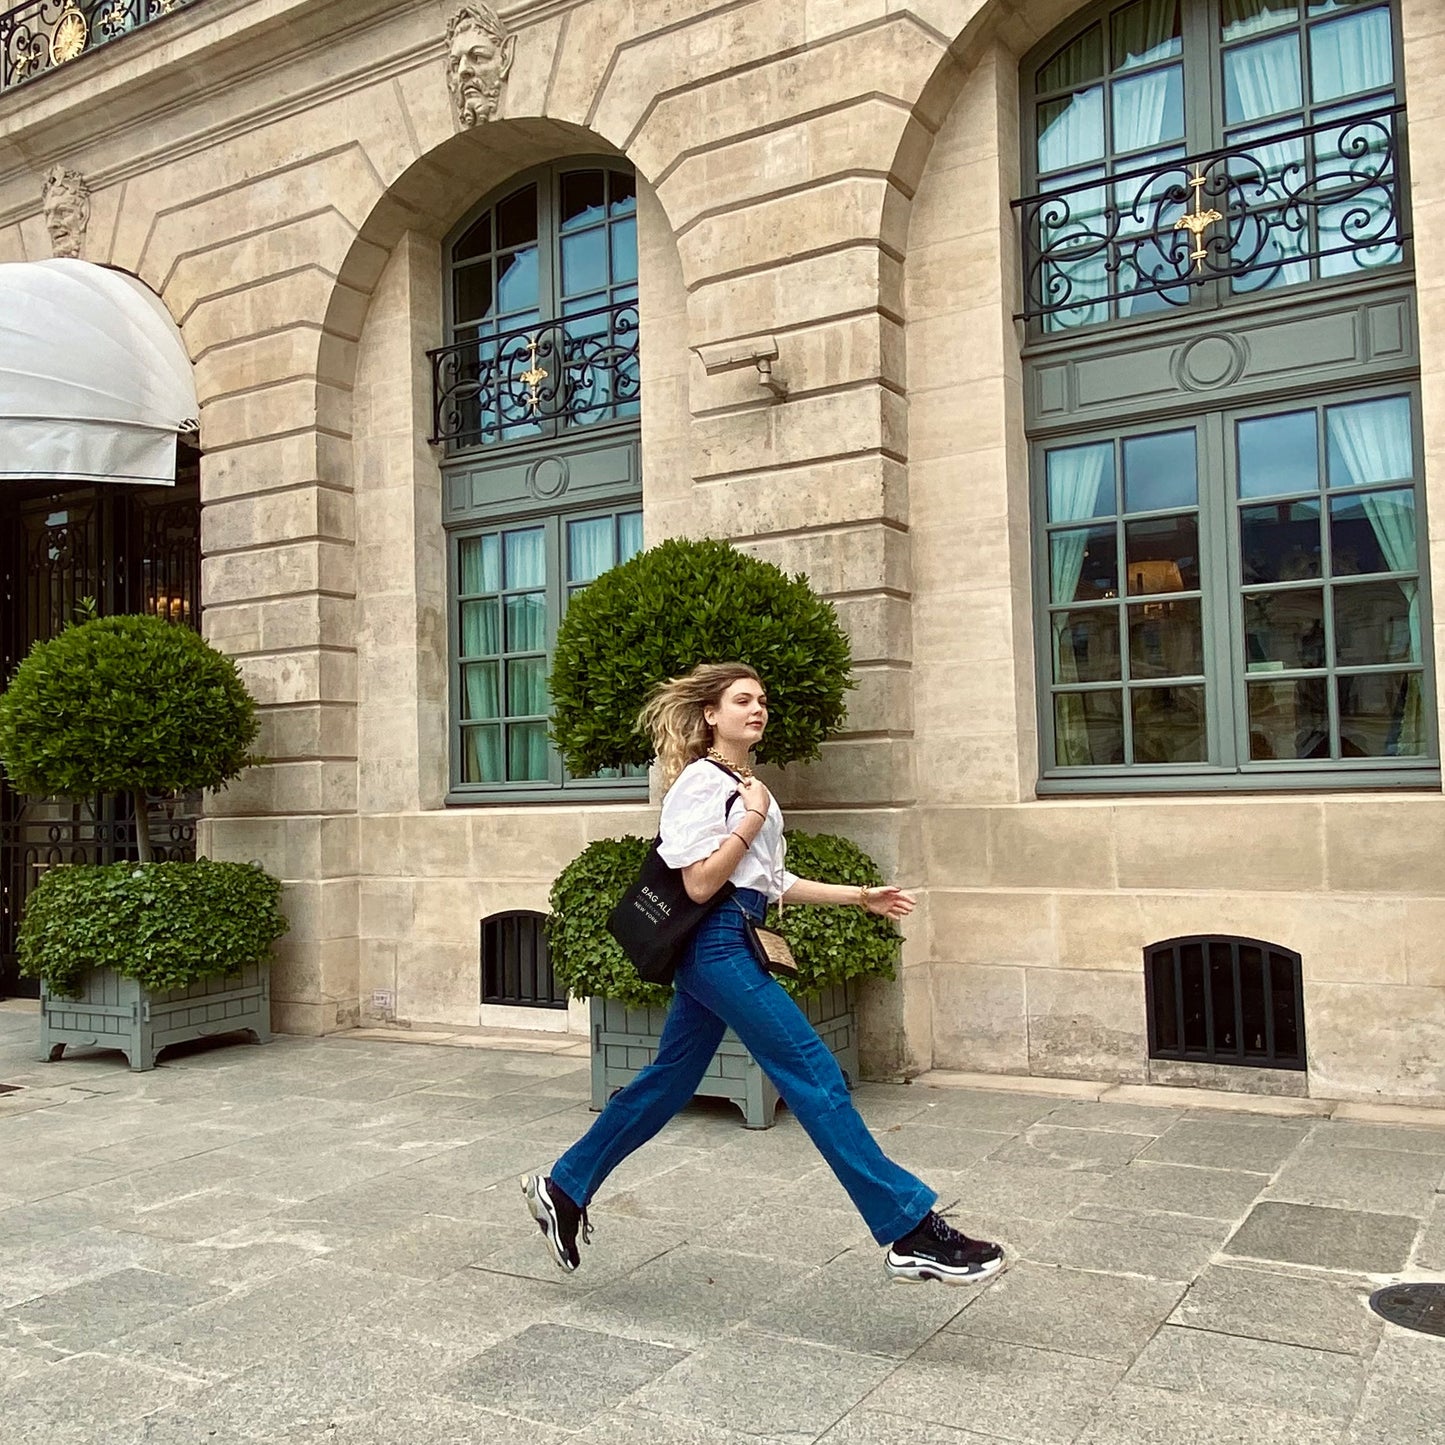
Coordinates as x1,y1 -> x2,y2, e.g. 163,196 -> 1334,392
706,677 -> 768,750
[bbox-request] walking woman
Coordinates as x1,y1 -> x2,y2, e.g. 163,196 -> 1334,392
523,662 -> 1004,1286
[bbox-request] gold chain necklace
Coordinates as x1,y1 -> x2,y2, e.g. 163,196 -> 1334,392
705,747 -> 753,780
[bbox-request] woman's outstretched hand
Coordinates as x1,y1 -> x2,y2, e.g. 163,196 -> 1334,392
863,886 -> 915,920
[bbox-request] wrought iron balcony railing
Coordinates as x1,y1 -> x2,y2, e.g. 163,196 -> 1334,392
1014,104 -> 1409,329
428,299 -> 640,449
1,0 -> 197,93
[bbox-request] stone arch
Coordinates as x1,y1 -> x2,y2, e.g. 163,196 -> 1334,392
318,120 -> 642,419
316,116 -> 687,815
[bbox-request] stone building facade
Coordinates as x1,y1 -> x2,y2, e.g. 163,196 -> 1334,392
1,0 -> 1441,1103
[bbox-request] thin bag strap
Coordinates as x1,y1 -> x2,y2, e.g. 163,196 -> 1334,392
699,756 -> 783,918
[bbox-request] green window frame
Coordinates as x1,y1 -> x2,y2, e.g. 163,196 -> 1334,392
441,159 -> 644,802
450,505 -> 645,797
1035,383 -> 1436,788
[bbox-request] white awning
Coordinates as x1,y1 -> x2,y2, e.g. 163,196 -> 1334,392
0,259 -> 198,487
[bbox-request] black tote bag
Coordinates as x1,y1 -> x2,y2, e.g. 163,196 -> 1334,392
605,763 -> 741,986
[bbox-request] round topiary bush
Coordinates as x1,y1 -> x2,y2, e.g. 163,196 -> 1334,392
18,858 -> 288,1000
547,829 -> 897,1010
549,538 -> 853,777
0,613 -> 258,860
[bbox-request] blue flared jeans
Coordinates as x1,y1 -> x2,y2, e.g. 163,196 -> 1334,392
552,888 -> 935,1245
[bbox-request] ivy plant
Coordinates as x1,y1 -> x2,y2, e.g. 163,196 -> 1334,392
549,538 -> 853,777
547,829 -> 897,1010
18,859 -> 287,1000
0,614 -> 258,860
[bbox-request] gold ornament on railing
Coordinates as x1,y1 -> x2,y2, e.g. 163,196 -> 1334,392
1174,171 -> 1223,272
49,5 -> 89,66
519,334 -> 548,413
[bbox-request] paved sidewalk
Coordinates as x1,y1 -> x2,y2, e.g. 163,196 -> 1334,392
2,1003 -> 1443,1445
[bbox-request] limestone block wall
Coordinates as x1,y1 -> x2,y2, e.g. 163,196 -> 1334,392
0,0 -> 1441,1099
906,0 -> 1445,1103
0,0 -> 964,1054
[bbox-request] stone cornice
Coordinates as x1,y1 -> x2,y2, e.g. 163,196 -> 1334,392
0,0 -> 583,195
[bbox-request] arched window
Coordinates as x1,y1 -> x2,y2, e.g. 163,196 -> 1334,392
438,165 -> 639,447
435,161 -> 644,798
1018,1 -> 1431,789
1021,0 -> 1406,330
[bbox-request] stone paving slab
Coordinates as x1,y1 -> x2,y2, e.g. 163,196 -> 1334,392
3,1006 -> 1445,1444
1224,1200 -> 1422,1273
1168,1261 -> 1382,1355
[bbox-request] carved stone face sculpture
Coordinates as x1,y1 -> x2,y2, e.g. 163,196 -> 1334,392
446,4 -> 516,128
42,165 -> 90,259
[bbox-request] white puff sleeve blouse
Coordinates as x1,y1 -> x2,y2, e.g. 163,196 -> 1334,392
657,759 -> 799,904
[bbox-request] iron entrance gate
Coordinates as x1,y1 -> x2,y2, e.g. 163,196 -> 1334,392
0,462 -> 201,999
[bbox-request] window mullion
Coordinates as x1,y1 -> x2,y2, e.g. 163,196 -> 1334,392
1316,407 -> 1341,758
1032,440 -> 1058,776
1202,411 -> 1238,771
546,514 -> 564,788
1115,453 -> 1136,764
1182,0 -> 1220,156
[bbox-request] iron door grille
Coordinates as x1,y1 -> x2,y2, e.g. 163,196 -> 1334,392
481,911 -> 565,1009
1144,935 -> 1306,1070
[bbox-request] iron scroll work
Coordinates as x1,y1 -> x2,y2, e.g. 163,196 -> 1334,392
1014,105 -> 1409,326
428,299 -> 640,450
1,0 -> 193,92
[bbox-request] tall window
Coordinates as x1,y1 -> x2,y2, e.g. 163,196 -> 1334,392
1043,389 -> 1428,773
436,161 -> 643,799
1020,2 -> 1428,789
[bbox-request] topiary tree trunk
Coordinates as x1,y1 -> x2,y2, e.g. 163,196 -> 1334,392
132,789 -> 154,863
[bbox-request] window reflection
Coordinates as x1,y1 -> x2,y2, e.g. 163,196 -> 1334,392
1244,588 -> 1326,669
1241,500 -> 1322,583
1238,410 -> 1318,498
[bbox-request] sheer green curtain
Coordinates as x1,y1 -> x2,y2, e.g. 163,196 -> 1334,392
1038,68 -> 1108,329
1049,443 -> 1113,765
1111,1 -> 1180,152
1312,9 -> 1398,274
1309,6 -> 1393,102
1327,397 -> 1422,754
568,516 -> 614,585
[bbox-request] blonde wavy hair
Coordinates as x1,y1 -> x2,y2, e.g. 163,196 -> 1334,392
638,662 -> 763,789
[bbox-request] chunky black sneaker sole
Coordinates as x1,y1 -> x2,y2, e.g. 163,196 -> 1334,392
884,1247 -> 1005,1285
521,1173 -> 578,1272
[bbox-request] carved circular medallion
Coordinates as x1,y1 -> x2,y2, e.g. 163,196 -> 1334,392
527,456 -> 569,500
1174,334 -> 1247,392
50,10 -> 89,66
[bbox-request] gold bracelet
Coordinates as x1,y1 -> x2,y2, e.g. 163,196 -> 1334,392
858,885 -> 870,909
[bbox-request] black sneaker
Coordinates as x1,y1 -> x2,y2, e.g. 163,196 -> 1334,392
521,1174 -> 592,1272
885,1211 -> 1004,1285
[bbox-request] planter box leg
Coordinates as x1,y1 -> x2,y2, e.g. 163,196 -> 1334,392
739,1061 -> 782,1129
590,1017 -> 608,1113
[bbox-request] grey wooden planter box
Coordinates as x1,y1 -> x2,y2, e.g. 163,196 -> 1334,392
589,983 -> 858,1129
41,963 -> 272,1072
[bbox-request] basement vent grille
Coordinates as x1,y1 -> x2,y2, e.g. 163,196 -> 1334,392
481,911 -> 565,1010
1144,935 -> 1306,1070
